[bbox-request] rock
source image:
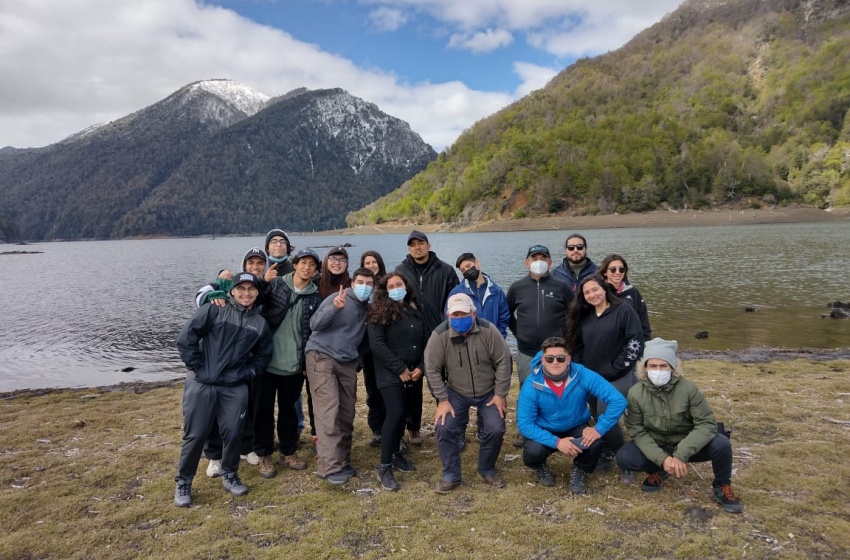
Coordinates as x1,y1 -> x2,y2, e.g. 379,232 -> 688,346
695,331 -> 709,339
745,306 -> 757,312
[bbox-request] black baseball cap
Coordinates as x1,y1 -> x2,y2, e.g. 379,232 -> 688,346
526,245 -> 551,258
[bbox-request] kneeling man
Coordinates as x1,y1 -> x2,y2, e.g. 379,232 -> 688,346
517,337 -> 627,494
615,338 -> 743,513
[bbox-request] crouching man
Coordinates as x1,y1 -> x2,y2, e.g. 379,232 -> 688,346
615,338 -> 743,514
517,337 -> 626,494
174,272 -> 273,507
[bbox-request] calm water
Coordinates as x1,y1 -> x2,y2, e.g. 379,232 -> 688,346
2,221 -> 849,391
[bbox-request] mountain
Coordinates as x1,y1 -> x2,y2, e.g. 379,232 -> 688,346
347,0 -> 850,228
0,79 -> 435,241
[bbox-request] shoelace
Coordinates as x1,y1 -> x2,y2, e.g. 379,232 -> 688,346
225,475 -> 243,486
539,465 -> 552,477
177,484 -> 191,496
570,469 -> 584,483
646,472 -> 663,485
719,485 -> 738,501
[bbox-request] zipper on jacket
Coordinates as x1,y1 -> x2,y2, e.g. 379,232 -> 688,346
464,341 -> 477,396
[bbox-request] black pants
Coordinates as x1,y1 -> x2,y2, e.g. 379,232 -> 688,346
378,384 -> 406,464
615,433 -> 734,485
522,423 -> 604,474
254,371 -> 304,456
362,353 -> 386,435
404,377 -> 423,433
204,379 -> 255,459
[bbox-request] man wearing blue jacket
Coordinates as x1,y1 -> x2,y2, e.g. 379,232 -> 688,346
517,337 -> 627,494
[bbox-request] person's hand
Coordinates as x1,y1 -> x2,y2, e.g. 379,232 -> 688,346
264,263 -> 279,282
218,269 -> 233,280
556,437 -> 582,457
333,286 -> 347,309
662,456 -> 688,478
211,298 -> 227,308
486,395 -> 507,418
410,368 -> 423,382
399,369 -> 413,383
580,426 -> 601,448
434,400 -> 455,426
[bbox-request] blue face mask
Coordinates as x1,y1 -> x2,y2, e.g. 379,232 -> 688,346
388,288 -> 407,302
352,284 -> 373,301
449,315 -> 474,334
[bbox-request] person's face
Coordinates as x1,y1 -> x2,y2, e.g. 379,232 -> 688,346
646,359 -> 673,371
408,239 -> 430,262
604,260 -> 626,287
294,257 -> 318,281
386,275 -> 405,292
458,259 -> 478,275
524,253 -> 551,271
363,255 -> 380,275
244,256 -> 266,276
448,310 -> 474,320
327,253 -> 348,274
542,347 -> 571,376
352,274 -> 375,288
267,236 -> 288,258
231,281 -> 259,307
582,280 -> 607,308
565,237 -> 587,264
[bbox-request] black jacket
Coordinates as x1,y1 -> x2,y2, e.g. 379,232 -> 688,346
552,258 -> 598,293
262,274 -> 321,372
367,306 -> 428,390
506,274 -> 574,356
573,302 -> 644,381
395,252 -> 459,333
617,281 -> 651,340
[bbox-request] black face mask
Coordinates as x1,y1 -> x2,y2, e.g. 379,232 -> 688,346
462,267 -> 480,282
542,367 -> 570,382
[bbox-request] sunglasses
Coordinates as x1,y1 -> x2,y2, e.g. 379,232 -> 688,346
543,354 -> 568,363
607,266 -> 626,273
566,244 -> 585,251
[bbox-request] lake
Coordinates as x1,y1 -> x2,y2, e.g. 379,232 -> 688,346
2,221 -> 849,391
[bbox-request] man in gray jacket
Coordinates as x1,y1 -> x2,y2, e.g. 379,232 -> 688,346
425,293 -> 512,494
305,267 -> 376,484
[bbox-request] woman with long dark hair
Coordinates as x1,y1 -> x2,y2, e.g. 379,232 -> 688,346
360,250 -> 388,446
367,272 -> 428,491
598,254 -> 651,341
360,251 -> 387,278
318,246 -> 351,299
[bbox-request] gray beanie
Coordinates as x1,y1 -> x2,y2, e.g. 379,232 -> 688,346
641,338 -> 678,368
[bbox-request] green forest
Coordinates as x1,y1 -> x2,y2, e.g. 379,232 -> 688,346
347,0 -> 850,227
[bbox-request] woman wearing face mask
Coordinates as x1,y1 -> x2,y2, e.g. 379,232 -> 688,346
318,246 -> 351,299
599,254 -> 651,341
367,273 -> 428,491
359,250 -> 388,446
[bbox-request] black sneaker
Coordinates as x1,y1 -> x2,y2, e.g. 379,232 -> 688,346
221,473 -> 248,496
341,465 -> 357,478
377,464 -> 400,491
174,482 -> 192,507
713,482 -> 744,514
512,434 -> 525,448
392,453 -> 417,473
569,466 -> 588,494
641,471 -> 669,492
325,471 -> 350,485
535,463 -> 555,487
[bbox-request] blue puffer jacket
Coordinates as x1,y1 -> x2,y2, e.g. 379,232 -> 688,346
517,352 -> 627,449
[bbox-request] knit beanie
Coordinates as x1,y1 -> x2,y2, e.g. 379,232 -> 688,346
641,338 -> 678,368
265,229 -> 292,255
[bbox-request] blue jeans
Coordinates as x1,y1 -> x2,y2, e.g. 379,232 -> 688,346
435,388 -> 506,482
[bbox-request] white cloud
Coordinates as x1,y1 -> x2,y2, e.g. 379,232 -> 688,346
369,7 -> 407,31
513,62 -> 559,96
448,28 -> 513,53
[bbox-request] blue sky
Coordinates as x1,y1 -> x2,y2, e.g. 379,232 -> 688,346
0,0 -> 683,151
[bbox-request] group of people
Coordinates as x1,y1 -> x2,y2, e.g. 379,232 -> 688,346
173,229 -> 743,515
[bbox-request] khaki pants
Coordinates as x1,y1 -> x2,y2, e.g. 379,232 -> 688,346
305,350 -> 358,476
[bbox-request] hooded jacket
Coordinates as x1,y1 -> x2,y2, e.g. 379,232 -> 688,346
263,272 -> 321,374
573,302 -> 644,381
395,251 -> 459,333
517,352 -> 627,449
177,298 -> 273,386
194,248 -> 269,308
552,257 -> 598,293
624,367 -> 717,466
506,274 -> 574,356
448,273 -> 510,338
305,289 -> 370,363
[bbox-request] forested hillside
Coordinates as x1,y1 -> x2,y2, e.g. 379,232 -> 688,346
347,0 -> 850,227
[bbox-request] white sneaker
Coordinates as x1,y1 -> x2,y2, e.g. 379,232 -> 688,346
242,452 -> 260,465
205,459 -> 222,478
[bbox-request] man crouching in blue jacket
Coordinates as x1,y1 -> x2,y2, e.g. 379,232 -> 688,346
517,336 -> 626,494
174,272 -> 273,507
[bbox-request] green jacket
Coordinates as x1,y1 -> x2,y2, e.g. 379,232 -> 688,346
624,376 -> 717,466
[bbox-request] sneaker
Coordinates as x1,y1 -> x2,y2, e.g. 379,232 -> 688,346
311,436 -> 318,459
535,463 -> 555,487
377,464 -> 399,491
258,455 -> 277,479
458,432 -> 467,452
242,452 -> 260,465
221,473 -> 248,496
512,434 -> 525,448
368,433 -> 382,447
569,466 -> 588,494
620,469 -> 635,485
478,472 -> 506,488
174,482 -> 192,507
392,453 -> 417,473
325,471 -> 350,485
278,452 -> 307,471
433,479 -> 462,494
409,430 -> 423,446
205,459 -> 222,478
341,465 -> 358,478
713,483 -> 744,514
641,471 -> 669,492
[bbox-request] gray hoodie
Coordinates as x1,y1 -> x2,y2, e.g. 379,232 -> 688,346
305,289 -> 369,363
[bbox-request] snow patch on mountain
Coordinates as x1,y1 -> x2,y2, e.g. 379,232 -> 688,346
191,79 -> 270,116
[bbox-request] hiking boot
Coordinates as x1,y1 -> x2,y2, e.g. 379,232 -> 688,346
512,434 -> 525,448
409,430 -> 423,446
569,466 -> 588,494
341,465 -> 358,478
620,469 -> 635,485
478,472 -> 506,488
434,479 -> 462,494
535,463 -> 555,487
713,483 -> 744,514
242,452 -> 260,465
641,471 -> 669,492
325,470 -> 350,485
174,482 -> 192,507
221,473 -> 248,496
368,433 -> 382,447
377,464 -> 400,491
392,453 -> 417,473
258,455 -> 277,479
278,452 -> 307,471
205,459 -> 222,478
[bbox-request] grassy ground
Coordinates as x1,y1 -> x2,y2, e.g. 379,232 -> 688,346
1,358 -> 849,559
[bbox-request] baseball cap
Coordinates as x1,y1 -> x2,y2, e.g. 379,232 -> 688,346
446,293 -> 475,314
407,230 -> 429,245
526,244 -> 551,258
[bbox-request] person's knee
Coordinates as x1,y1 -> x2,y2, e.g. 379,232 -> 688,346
615,442 -> 643,470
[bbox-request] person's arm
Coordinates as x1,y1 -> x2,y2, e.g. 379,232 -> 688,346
243,326 -> 274,380
497,289 -> 511,338
633,286 -> 652,340
490,329 -> 512,398
506,283 -> 517,336
516,375 -> 559,448
623,387 -> 670,467
672,383 -> 718,462
611,306 -> 644,374
424,331 -> 449,401
176,305 -> 217,371
309,293 -> 341,332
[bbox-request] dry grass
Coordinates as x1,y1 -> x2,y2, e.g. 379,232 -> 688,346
1,359 -> 849,559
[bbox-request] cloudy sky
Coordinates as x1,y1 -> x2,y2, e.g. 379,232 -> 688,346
0,0 -> 683,151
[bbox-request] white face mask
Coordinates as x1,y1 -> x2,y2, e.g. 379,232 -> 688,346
529,260 -> 549,276
647,369 -> 671,387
